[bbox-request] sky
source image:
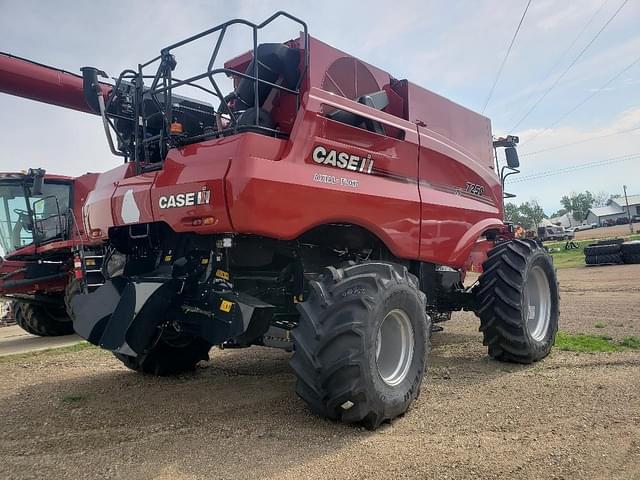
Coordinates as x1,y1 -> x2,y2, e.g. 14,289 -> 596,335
0,0 -> 639,214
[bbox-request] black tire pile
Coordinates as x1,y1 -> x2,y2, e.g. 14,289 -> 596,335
584,239 -> 640,266
622,241 -> 640,264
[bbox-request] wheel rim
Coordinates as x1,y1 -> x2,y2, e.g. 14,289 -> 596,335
375,309 -> 415,386
525,265 -> 552,341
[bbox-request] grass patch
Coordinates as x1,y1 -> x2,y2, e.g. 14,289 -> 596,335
555,332 -> 619,352
555,332 -> 640,352
545,240 -> 590,269
62,394 -> 85,404
0,341 -> 93,363
620,337 -> 640,349
594,322 -> 606,329
546,234 -> 640,269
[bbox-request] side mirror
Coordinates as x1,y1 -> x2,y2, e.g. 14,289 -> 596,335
28,168 -> 45,196
505,147 -> 520,168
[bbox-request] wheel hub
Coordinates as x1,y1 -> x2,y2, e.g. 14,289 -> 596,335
375,309 -> 415,386
525,265 -> 551,341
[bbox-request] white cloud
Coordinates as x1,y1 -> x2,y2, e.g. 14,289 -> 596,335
505,106 -> 640,212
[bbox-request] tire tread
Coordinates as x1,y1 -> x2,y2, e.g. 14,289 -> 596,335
476,239 -> 559,364
290,261 -> 429,429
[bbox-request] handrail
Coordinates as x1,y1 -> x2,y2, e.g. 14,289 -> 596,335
128,11 -> 309,163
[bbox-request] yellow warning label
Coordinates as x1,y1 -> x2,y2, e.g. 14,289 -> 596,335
85,259 -> 96,266
215,269 -> 230,280
201,258 -> 210,265
219,300 -> 233,312
164,255 -> 172,262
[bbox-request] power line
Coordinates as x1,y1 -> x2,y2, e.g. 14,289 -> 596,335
481,0 -> 532,114
508,0 -> 629,133
506,152 -> 640,184
521,53 -> 640,145
520,126 -> 640,156
502,0 -> 610,128
512,153 -> 639,181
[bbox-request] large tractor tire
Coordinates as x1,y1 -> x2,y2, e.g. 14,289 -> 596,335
623,253 -> 640,264
584,243 -> 622,256
64,278 -> 83,319
113,331 -> 212,376
594,238 -> 624,246
585,253 -> 623,265
477,239 -> 559,364
290,262 -> 429,429
15,302 -> 74,336
622,242 -> 640,264
10,301 -> 25,328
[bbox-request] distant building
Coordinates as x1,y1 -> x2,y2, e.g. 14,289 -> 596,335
549,212 -> 576,228
585,195 -> 640,226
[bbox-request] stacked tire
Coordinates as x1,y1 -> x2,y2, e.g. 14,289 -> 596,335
584,239 -> 624,266
622,241 -> 640,264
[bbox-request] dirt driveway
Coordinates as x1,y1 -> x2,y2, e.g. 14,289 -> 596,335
1,266 -> 639,480
574,222 -> 639,240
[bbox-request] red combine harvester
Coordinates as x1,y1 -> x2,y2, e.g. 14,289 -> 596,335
0,12 -> 558,428
0,169 -> 103,335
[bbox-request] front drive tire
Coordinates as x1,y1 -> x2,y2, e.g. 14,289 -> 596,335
15,301 -> 74,336
290,262 -> 430,429
477,239 -> 559,364
64,278 -> 83,320
113,334 -> 212,376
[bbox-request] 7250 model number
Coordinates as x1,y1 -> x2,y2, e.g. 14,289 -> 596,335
465,182 -> 484,196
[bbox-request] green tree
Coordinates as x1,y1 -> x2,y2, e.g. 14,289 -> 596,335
549,208 -> 567,219
519,200 -> 546,230
593,191 -> 611,208
504,202 -> 522,224
560,191 -> 595,222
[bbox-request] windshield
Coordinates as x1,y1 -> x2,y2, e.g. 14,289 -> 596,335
0,180 -> 71,257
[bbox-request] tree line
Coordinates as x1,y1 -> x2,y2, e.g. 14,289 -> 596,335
504,190 -> 614,229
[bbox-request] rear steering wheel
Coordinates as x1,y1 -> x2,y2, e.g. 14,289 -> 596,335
13,208 -> 30,217
12,208 -> 33,233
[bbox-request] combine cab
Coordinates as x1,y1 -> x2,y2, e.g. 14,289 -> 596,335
0,12 -> 558,428
0,169 -> 103,335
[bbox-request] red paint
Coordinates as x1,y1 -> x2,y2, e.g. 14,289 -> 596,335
0,53 -> 111,114
0,172 -> 101,296
0,33 -> 508,271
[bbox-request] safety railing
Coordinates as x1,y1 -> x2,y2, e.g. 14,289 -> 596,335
127,11 -> 308,163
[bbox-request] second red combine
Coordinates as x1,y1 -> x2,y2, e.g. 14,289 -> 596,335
0,169 -> 103,335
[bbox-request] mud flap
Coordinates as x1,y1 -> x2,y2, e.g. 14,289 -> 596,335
71,277 -> 178,356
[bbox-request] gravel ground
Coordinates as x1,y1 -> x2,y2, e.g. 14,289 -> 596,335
0,265 -> 639,480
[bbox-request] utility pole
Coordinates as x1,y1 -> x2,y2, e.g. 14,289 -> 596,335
623,185 -> 633,234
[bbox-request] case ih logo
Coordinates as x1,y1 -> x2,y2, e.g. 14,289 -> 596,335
159,189 -> 211,209
312,145 -> 374,174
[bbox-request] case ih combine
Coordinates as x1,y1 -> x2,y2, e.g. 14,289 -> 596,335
0,169 -> 103,335
0,12 -> 558,428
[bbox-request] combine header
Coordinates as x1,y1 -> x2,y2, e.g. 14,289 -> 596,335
0,11 -> 558,428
